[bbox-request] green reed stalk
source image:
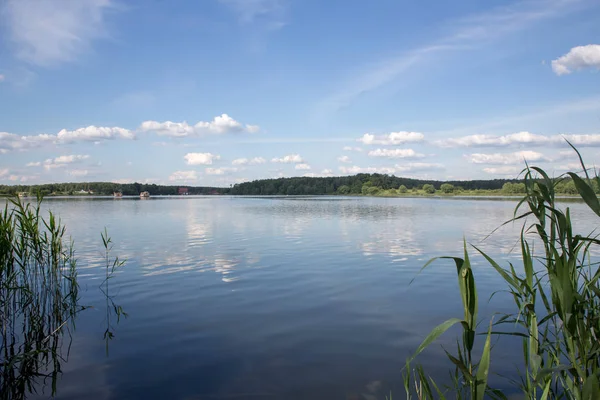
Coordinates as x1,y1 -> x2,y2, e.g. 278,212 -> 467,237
404,144 -> 600,399
1,196 -> 126,399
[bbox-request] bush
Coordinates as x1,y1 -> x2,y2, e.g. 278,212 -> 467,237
367,186 -> 380,195
337,185 -> 350,195
422,184 -> 436,194
440,183 -> 454,193
398,185 -> 408,194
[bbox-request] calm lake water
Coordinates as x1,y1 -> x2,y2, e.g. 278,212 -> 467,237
24,196 -> 598,399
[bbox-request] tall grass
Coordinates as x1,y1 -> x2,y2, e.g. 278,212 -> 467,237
0,196 -> 81,399
0,196 -> 126,399
405,145 -> 600,399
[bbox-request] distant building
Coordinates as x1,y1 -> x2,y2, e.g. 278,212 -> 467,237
178,187 -> 189,195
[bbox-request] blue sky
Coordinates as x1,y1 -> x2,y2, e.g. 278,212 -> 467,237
0,0 -> 599,186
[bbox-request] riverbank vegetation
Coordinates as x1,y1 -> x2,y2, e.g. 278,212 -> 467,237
0,196 -> 125,399
0,183 -> 226,197
404,147 -> 600,399
3,174 -> 596,198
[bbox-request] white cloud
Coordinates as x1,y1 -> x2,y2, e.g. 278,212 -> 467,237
42,154 -> 90,170
184,153 -> 220,165
205,167 -> 238,175
359,132 -> 424,145
271,154 -> 303,163
0,126 -> 134,153
558,162 -> 586,171
339,166 -> 396,175
3,0 -> 115,66
466,150 -> 548,165
436,132 -> 600,148
394,163 -> 445,172
0,169 -> 8,177
337,155 -> 351,163
343,146 -> 363,152
169,170 -> 198,182
303,169 -> 334,178
232,157 -> 266,166
552,44 -> 600,75
69,169 -> 89,177
0,131 -> 53,153
0,74 -> 4,82
483,166 -> 523,176
8,174 -> 38,183
139,114 -> 259,137
295,163 -> 311,170
55,155 -> 90,163
368,148 -> 424,158
25,161 -> 41,167
57,126 -> 134,143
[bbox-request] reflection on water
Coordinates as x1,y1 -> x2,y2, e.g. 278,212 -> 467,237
28,196 -> 597,399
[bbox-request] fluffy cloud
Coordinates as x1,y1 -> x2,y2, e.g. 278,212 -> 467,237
358,132 -> 424,146
483,166 -> 523,176
184,152 -> 220,165
295,163 -> 311,170
343,146 -> 363,152
337,155 -> 351,163
205,167 -> 238,175
7,174 -> 37,183
303,169 -> 334,178
552,45 -> 600,76
339,166 -> 396,175
69,169 -> 89,177
0,168 -> 8,177
56,126 -> 134,143
0,126 -> 134,153
26,161 -> 41,167
42,154 -> 90,170
465,150 -> 548,165
169,170 -> 198,182
0,132 -> 53,153
140,114 -> 259,137
3,0 -> 114,66
436,132 -> 600,148
271,154 -> 303,163
367,148 -> 424,158
338,163 -> 443,176
394,163 -> 445,173
232,157 -> 266,166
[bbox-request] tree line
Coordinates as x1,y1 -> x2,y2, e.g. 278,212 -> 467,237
2,174 -> 596,197
0,182 -> 226,196
229,174 -> 521,195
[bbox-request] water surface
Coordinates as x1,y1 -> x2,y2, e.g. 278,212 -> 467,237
25,196 -> 597,399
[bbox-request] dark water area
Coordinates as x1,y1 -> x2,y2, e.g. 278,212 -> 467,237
20,196 -> 597,399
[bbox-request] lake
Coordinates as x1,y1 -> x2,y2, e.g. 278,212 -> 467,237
24,196 -> 597,399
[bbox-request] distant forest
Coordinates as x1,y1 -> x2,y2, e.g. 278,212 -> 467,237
228,174 -> 521,195
0,182 -> 225,196
1,173 -> 592,197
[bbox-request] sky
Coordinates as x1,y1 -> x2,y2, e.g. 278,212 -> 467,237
0,0 -> 599,187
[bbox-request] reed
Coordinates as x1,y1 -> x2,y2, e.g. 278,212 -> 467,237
0,196 -> 126,399
405,144 -> 600,399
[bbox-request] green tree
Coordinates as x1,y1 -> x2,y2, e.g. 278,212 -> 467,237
367,186 -> 380,195
398,185 -> 408,193
423,184 -> 436,194
337,185 -> 350,194
440,183 -> 454,193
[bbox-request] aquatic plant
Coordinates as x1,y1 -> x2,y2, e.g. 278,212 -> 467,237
0,196 -> 126,399
0,195 -> 81,399
405,144 -> 600,399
